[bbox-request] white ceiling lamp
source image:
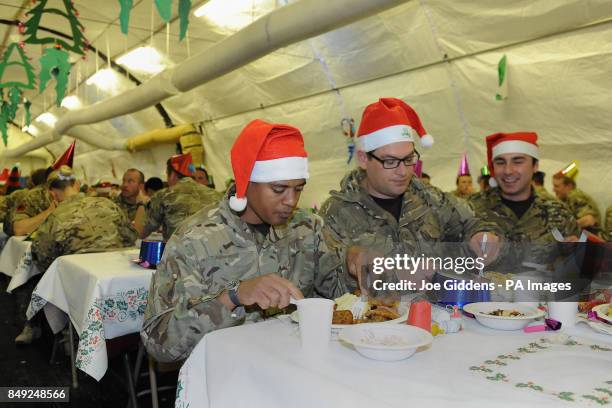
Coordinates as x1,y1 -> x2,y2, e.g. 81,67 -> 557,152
22,125 -> 39,135
85,68 -> 118,90
117,46 -> 167,75
36,112 -> 57,127
60,95 -> 82,110
193,0 -> 259,31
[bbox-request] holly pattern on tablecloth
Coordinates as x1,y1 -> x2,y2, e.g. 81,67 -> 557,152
75,287 -> 148,371
469,337 -> 612,405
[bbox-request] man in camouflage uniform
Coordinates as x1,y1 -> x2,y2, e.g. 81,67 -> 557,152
320,98 -> 500,286
135,153 -> 222,241
2,188 -> 29,236
11,168 -> 54,236
532,171 -> 557,201
115,168 -> 147,222
552,172 -> 603,238
16,166 -> 137,344
469,132 -> 580,270
141,120 -> 350,362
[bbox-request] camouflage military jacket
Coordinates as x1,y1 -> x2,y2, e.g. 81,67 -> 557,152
534,185 -> 557,202
451,189 -> 472,200
0,195 -> 7,223
13,184 -> 52,221
32,193 -> 138,271
469,187 -> 580,269
562,188 -> 603,237
143,177 -> 222,241
2,188 -> 29,236
114,193 -> 140,222
141,195 -> 351,362
319,169 -> 497,261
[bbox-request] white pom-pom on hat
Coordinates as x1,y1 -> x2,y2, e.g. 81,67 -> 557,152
420,133 -> 434,148
229,195 -> 247,212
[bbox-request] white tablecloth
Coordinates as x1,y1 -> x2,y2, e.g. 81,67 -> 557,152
177,314 -> 612,408
0,236 -> 30,277
6,238 -> 40,293
26,249 -> 153,380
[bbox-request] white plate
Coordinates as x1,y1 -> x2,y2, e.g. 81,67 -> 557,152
338,324 -> 432,361
290,302 -> 408,329
592,304 -> 612,324
463,302 -> 545,331
577,317 -> 612,336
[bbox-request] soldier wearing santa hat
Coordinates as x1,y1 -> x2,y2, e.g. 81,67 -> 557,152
134,152 -> 222,241
469,132 -> 580,269
319,98 -> 500,288
141,119 -> 350,363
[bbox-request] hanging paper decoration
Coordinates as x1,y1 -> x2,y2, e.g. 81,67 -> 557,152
155,0 -> 173,23
24,0 -> 88,54
0,101 -> 11,146
178,0 -> 191,41
341,118 -> 356,164
39,47 -> 72,107
495,54 -> 508,101
0,42 -> 36,90
24,99 -> 32,126
7,87 -> 22,119
118,0 -> 133,34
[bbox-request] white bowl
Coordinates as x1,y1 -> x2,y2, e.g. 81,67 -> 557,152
463,302 -> 545,331
338,324 -> 432,361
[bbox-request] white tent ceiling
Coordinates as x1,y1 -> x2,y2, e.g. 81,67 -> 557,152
0,0 -> 610,211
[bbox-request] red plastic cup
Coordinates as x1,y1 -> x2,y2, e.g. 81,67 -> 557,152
407,300 -> 431,332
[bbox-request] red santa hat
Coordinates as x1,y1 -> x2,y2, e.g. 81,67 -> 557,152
0,168 -> 9,186
168,153 -> 195,177
229,119 -> 309,212
357,98 -> 433,152
52,140 -> 76,170
486,132 -> 539,187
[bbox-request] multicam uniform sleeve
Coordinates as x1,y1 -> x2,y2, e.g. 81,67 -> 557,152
111,201 -> 138,246
569,193 -> 599,220
140,232 -> 244,363
31,215 -> 61,272
141,191 -> 164,238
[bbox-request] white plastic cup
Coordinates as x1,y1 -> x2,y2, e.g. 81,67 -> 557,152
548,302 -> 578,329
297,298 -> 334,354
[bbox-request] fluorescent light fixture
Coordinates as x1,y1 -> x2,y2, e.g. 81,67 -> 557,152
60,95 -> 82,110
85,68 -> 118,90
193,0 -> 257,31
36,112 -> 57,127
117,46 -> 166,75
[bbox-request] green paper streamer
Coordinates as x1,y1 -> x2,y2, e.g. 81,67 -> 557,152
118,0 -> 133,35
24,0 -> 87,54
0,43 -> 37,89
39,48 -> 72,107
496,54 -> 508,101
0,101 -> 9,146
155,0 -> 173,23
24,100 -> 31,126
178,0 -> 191,41
8,87 -> 21,119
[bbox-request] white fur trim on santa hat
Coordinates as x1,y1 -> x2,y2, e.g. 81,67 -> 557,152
250,157 -> 309,182
489,177 -> 498,188
359,125 -> 414,152
492,140 -> 539,160
229,195 -> 247,212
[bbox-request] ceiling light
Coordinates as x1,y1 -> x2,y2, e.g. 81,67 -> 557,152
36,112 -> 57,127
60,95 -> 82,110
193,0 -> 258,31
85,68 -> 118,90
117,46 -> 167,75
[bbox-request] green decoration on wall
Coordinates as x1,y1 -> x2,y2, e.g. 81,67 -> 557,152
7,87 -> 21,119
0,101 -> 10,146
24,0 -> 88,54
178,0 -> 191,41
496,54 -> 508,101
39,48 -> 72,107
24,99 -> 32,126
155,0 -> 173,23
0,43 -> 36,90
118,0 -> 133,35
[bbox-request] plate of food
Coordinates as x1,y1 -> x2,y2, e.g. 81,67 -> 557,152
463,302 -> 545,331
290,293 -> 409,332
592,303 -> 612,324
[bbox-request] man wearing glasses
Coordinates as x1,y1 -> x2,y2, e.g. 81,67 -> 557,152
320,98 -> 501,290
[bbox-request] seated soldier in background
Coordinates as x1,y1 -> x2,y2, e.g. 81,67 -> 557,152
194,165 -> 212,187
16,166 -> 138,344
141,119 -> 350,362
115,168 -> 148,222
532,170 -> 556,201
135,153 -> 222,241
144,177 -> 164,197
10,168 -> 54,236
469,132 -> 579,269
552,164 -> 604,238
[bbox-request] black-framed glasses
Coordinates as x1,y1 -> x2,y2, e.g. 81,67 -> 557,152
367,150 -> 421,169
